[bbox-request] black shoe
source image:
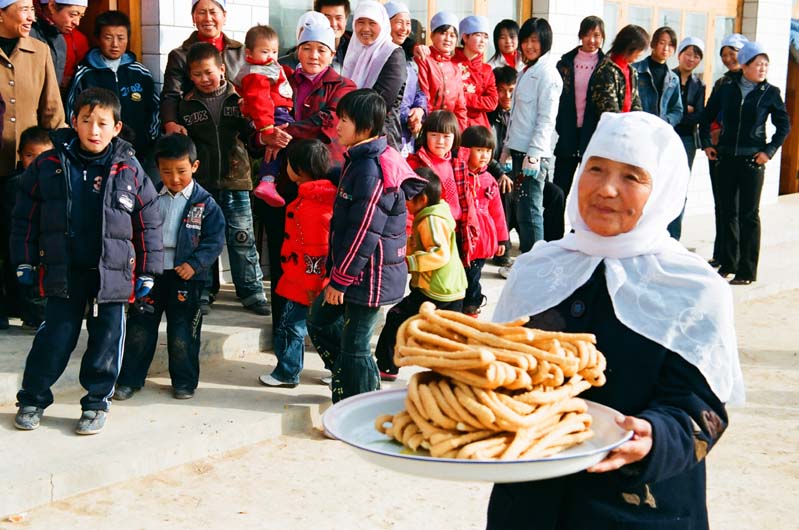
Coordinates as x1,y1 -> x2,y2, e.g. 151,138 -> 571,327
173,388 -> 195,400
245,300 -> 271,316
730,277 -> 753,286
75,410 -> 107,435
113,385 -> 139,401
718,268 -> 735,279
14,405 -> 44,430
200,302 -> 211,316
492,256 -> 512,267
708,258 -> 721,268
0,316 -> 9,330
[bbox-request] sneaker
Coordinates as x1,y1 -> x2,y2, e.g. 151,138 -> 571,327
172,388 -> 195,400
498,265 -> 512,279
245,300 -> 271,316
379,371 -> 398,382
492,255 -> 512,267
259,374 -> 298,388
75,410 -> 106,435
113,385 -> 138,401
14,405 -> 44,430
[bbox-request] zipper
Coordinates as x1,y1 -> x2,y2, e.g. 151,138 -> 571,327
58,148 -> 73,298
192,96 -> 223,187
734,84 -> 767,156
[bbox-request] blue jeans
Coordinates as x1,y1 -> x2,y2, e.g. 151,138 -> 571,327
512,152 -> 549,252
306,294 -> 380,403
271,300 -> 308,384
212,190 -> 266,306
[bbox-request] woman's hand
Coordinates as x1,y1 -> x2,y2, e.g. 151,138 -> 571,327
704,147 -> 718,160
324,285 -> 345,305
754,152 -> 770,165
497,174 -> 514,194
259,124 -> 292,149
587,415 -> 653,473
408,108 -> 424,134
413,44 -> 431,62
164,121 -> 188,135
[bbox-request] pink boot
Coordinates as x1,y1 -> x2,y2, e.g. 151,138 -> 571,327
253,177 -> 285,207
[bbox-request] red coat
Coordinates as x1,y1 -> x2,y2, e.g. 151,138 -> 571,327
415,49 -> 468,131
452,48 -> 498,129
466,165 -> 508,260
63,29 -> 89,89
275,179 -> 337,305
235,57 -> 294,131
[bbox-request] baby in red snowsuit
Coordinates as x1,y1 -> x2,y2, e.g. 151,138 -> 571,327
234,24 -> 294,207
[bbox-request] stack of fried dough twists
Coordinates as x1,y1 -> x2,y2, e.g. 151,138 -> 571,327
374,302 -> 607,460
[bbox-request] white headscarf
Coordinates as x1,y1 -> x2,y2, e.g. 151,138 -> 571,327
342,0 -> 400,88
494,112 -> 745,405
296,11 -> 330,40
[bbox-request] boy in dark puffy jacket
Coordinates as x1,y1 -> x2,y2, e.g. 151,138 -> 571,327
11,88 -> 163,435
66,11 -> 159,168
307,89 -> 425,403
114,134 -> 225,401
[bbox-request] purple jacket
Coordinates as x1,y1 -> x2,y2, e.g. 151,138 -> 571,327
398,60 -> 427,155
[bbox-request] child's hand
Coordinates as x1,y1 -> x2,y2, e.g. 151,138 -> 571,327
323,285 -> 345,305
175,263 -> 196,280
495,245 -> 506,257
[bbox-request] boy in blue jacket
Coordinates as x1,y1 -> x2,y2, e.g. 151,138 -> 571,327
115,134 -> 226,401
307,89 -> 425,403
66,10 -> 159,168
11,88 -> 164,435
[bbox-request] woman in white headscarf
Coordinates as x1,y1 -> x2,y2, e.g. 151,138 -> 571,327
487,111 -> 743,530
341,0 -> 407,150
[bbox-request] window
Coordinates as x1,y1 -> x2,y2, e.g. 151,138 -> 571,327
628,6 -> 652,30
485,0 -> 520,58
713,16 -> 736,82
603,2 -> 619,52
684,12 -> 708,74
271,0 -> 314,55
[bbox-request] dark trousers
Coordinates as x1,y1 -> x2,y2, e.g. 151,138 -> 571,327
17,269 -> 125,411
717,156 -> 765,280
307,294 -> 381,403
543,181 -> 565,241
375,288 -> 463,375
464,258 -> 486,309
552,154 -> 580,200
708,158 -> 723,261
118,271 -> 204,391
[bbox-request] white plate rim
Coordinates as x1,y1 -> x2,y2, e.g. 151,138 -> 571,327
324,388 -> 633,465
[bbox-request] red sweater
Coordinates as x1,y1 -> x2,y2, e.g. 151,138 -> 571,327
235,57 -> 294,132
415,49 -> 469,131
466,165 -> 509,260
452,48 -> 499,129
275,179 -> 337,305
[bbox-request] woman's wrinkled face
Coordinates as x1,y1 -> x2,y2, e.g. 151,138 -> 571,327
742,55 -> 768,83
431,26 -> 457,54
720,46 -> 739,71
678,46 -> 702,73
390,12 -> 411,45
192,0 -> 226,40
48,2 -> 85,34
354,16 -> 380,45
0,0 -> 35,38
297,41 -> 333,74
497,28 -> 517,55
580,26 -> 603,53
577,156 -> 652,237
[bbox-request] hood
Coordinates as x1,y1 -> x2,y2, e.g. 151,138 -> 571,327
84,48 -> 137,69
297,179 -> 337,203
379,144 -> 426,196
415,201 -> 455,224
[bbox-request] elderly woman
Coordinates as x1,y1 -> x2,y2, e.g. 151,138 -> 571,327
0,0 -> 64,176
31,0 -> 88,91
160,0 -> 245,136
342,0 -> 406,150
488,111 -> 743,530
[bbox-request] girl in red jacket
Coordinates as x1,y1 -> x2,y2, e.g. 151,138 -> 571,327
259,139 -> 336,388
460,126 -> 508,316
453,16 -> 499,129
414,11 -> 468,131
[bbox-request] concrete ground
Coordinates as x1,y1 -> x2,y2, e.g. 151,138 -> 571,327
0,195 -> 797,528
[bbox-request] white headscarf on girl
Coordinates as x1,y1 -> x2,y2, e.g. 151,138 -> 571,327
342,0 -> 399,88
494,111 -> 745,405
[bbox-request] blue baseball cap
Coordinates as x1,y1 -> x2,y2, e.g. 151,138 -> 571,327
737,41 -> 768,66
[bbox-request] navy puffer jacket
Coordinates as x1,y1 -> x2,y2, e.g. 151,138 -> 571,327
11,128 -> 163,303
328,137 -> 425,307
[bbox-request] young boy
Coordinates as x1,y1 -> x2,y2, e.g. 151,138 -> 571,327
234,24 -> 294,208
460,126 -> 509,316
306,89 -> 424,403
1,127 -> 53,329
178,42 -> 270,316
375,167 -> 467,380
115,134 -> 226,401
11,87 -> 163,435
66,10 -> 159,165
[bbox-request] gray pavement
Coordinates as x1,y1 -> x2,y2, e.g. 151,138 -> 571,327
0,194 -> 797,522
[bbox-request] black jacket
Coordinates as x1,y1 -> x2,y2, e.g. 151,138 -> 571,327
554,47 -> 604,158
700,71 -> 790,159
673,69 -> 706,141
372,47 -> 408,152
11,129 -> 163,303
29,19 -> 66,85
487,265 -> 727,530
